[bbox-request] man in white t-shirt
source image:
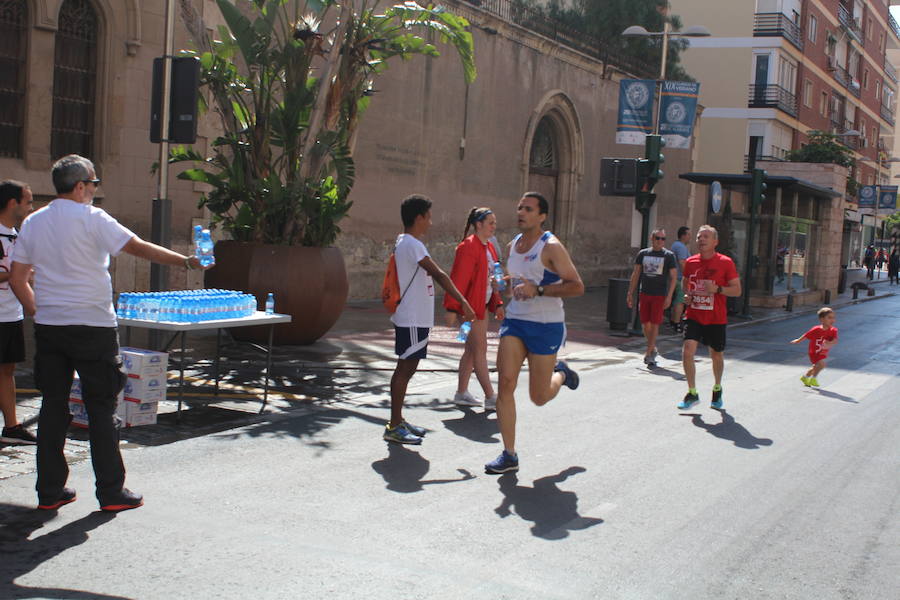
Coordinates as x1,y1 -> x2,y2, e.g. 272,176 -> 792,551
10,154 -> 211,512
385,194 -> 475,444
0,180 -> 36,445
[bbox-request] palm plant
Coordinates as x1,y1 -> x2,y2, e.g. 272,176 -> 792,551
172,0 -> 476,246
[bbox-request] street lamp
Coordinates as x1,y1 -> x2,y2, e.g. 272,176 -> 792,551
622,20 -> 709,333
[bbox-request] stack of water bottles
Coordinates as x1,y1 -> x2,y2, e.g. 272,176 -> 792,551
117,289 -> 258,323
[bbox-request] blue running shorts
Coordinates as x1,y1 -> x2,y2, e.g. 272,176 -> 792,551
499,318 -> 565,355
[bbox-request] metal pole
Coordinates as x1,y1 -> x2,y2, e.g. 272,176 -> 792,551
151,0 -> 176,294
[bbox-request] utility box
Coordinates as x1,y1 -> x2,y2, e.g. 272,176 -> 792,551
600,158 -> 637,196
607,278 -> 632,330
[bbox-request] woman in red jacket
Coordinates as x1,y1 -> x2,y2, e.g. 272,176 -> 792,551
444,207 -> 505,410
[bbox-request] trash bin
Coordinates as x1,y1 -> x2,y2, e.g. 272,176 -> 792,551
837,265 -> 848,294
607,278 -> 631,330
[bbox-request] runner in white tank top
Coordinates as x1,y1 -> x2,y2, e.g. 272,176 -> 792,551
485,193 -> 585,475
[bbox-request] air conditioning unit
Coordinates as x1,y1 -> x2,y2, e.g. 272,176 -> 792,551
826,56 -> 836,71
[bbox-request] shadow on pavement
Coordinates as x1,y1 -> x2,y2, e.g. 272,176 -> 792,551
371,444 -> 474,493
493,467 -> 603,540
440,408 -> 500,444
0,503 -> 126,599
644,363 -> 686,381
811,388 -> 858,403
687,409 -> 774,449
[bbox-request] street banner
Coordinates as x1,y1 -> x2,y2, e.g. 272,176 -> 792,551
878,185 -> 897,214
659,81 -> 701,149
858,185 -> 877,208
616,79 -> 655,146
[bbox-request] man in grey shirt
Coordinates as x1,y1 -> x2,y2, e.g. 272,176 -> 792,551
670,226 -> 691,332
627,228 -> 677,367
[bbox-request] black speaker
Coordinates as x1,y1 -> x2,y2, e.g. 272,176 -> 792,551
150,57 -> 200,144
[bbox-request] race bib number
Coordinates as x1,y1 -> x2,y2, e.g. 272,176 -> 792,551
689,278 -> 714,311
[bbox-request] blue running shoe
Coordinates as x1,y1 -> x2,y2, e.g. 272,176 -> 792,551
555,360 -> 579,390
711,387 -> 723,409
383,423 -> 422,445
402,421 -> 427,437
677,391 -> 699,410
485,450 -> 519,474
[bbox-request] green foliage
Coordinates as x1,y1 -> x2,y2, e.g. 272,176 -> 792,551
171,0 -> 476,246
785,132 -> 855,168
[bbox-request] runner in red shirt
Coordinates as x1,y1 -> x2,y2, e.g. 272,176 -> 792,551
790,307 -> 838,387
678,225 -> 741,410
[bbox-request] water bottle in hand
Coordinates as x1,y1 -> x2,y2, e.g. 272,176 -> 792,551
493,261 -> 506,292
196,229 -> 215,267
456,321 -> 471,342
265,293 -> 275,314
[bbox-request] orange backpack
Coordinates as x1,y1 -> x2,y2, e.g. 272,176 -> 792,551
382,252 -> 420,313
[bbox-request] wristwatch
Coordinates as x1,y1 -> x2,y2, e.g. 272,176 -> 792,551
716,285 -> 723,294
537,285 -> 545,297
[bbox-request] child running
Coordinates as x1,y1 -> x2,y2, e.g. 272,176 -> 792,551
790,307 -> 838,387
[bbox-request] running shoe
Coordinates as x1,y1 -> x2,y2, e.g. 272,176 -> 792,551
100,488 -> 143,512
808,378 -> 820,387
800,376 -> 811,387
485,450 -> 519,474
711,387 -> 723,409
484,394 -> 497,411
453,391 -> 481,407
383,423 -> 422,445
677,391 -> 700,410
37,487 -> 76,510
401,421 -> 427,437
555,360 -> 580,390
1,424 -> 37,444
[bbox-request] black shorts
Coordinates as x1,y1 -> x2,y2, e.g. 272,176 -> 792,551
0,320 -> 25,364
683,319 -> 726,352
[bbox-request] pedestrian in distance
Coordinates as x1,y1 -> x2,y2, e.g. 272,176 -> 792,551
444,207 -> 505,411
484,192 -> 584,474
864,245 -> 876,280
385,194 -> 475,445
627,227 -> 677,367
10,154 -> 212,512
790,307 -> 838,387
888,248 -> 899,285
0,181 -> 36,445
669,226 -> 690,332
677,225 -> 742,411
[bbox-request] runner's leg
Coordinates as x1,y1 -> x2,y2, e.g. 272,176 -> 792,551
526,353 -> 564,406
496,335 -> 527,454
683,339 -> 699,390
710,349 -> 724,386
389,358 -> 419,427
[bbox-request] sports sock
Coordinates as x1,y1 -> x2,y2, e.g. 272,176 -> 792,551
713,384 -> 722,392
688,388 -> 698,396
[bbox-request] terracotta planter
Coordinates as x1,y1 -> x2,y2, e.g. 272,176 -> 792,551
205,241 -> 349,345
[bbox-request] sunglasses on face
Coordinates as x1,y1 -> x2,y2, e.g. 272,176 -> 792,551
82,178 -> 101,186
653,236 -> 666,241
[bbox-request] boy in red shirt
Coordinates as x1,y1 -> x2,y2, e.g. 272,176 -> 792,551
790,307 -> 838,387
677,225 -> 741,410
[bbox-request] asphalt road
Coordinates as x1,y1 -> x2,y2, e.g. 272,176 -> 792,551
1,295 -> 898,599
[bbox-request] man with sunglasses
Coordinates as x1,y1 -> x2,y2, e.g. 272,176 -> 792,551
10,154 -> 211,512
627,228 -> 677,368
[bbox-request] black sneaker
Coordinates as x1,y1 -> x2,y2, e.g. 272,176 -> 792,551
1,424 -> 37,445
38,487 -> 77,510
677,392 -> 699,410
100,488 -> 144,512
555,360 -> 580,390
711,387 -> 723,409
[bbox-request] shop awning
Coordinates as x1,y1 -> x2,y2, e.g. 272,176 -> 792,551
679,172 -> 842,199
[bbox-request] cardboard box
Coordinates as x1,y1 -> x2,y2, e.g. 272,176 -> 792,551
125,399 -> 158,427
68,393 -> 127,428
123,376 -> 166,403
120,347 -> 168,378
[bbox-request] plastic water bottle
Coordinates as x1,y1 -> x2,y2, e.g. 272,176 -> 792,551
265,293 -> 275,314
192,225 -> 203,250
493,261 -> 506,292
197,229 -> 215,267
456,321 -> 471,342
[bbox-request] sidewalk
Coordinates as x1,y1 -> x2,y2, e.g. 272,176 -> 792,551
1,268 -> 894,480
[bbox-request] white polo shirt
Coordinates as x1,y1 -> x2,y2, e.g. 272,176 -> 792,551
12,199 -> 134,327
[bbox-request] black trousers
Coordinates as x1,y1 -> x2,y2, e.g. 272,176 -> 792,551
34,324 -> 127,504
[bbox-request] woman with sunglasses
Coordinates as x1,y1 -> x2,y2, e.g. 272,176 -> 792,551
444,207 -> 505,410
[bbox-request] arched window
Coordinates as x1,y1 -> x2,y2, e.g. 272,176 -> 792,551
529,118 -> 558,173
51,0 -> 98,159
0,0 -> 27,158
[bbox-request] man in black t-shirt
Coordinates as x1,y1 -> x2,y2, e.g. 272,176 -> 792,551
627,228 -> 677,367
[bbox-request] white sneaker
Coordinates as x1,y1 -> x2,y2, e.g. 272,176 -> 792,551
484,394 -> 497,410
453,391 -> 480,407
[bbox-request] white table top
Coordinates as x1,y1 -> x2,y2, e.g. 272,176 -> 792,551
118,311 -> 292,331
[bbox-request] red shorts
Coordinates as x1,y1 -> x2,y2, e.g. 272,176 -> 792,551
639,293 -> 666,325
809,352 -> 828,364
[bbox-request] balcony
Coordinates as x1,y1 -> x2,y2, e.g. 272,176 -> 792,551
838,4 -> 863,44
890,13 -> 900,42
753,12 -> 803,50
748,84 -> 797,117
881,103 -> 895,125
885,57 -> 898,84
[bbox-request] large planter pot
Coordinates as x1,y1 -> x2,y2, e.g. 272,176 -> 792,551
205,241 -> 349,345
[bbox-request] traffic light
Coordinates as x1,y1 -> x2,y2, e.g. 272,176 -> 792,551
635,134 -> 665,214
751,168 -> 767,208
